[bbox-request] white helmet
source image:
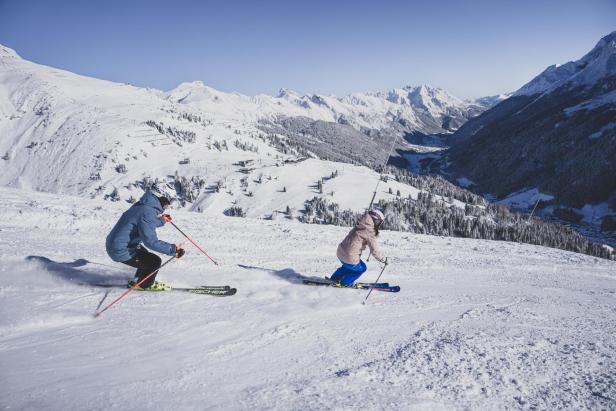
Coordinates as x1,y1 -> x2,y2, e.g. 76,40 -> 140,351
368,209 -> 385,226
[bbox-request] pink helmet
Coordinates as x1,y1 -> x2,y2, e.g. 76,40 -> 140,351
368,209 -> 385,226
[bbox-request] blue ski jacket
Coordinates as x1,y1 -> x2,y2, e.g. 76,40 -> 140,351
105,191 -> 176,262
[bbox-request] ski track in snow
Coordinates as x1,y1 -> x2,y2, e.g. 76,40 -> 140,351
0,187 -> 615,410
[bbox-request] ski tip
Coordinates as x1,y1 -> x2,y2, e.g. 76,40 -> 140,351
211,287 -> 236,296
198,285 -> 231,290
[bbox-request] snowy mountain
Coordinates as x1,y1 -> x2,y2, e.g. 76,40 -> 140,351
1,186 -> 615,410
515,31 -> 616,96
167,81 -> 492,135
448,31 -> 616,231
1,41 -> 615,411
471,93 -> 512,108
0,43 -> 496,221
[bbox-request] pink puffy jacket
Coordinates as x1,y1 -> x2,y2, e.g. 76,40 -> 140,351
337,213 -> 385,264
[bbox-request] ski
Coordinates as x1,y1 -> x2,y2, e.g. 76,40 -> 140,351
364,285 -> 400,293
83,283 -> 236,296
303,279 -> 399,292
323,277 -> 388,288
176,285 -> 231,291
177,287 -> 237,296
359,282 -> 388,288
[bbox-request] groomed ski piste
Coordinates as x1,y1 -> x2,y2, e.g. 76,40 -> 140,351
1,186 -> 615,410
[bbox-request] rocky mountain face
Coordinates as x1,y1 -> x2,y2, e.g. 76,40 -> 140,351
447,31 -> 616,229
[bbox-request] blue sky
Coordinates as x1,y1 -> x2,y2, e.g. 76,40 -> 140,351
0,0 -> 614,98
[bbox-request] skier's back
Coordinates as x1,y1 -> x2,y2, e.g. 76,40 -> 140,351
106,191 -> 184,290
331,209 -> 386,285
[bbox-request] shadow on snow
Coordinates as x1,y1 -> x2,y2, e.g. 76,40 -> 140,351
25,256 -> 130,286
237,264 -> 327,284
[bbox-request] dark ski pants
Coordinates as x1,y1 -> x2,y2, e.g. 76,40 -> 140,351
121,247 -> 162,288
330,259 -> 367,286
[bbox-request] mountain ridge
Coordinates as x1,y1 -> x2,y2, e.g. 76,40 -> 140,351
448,31 -> 616,232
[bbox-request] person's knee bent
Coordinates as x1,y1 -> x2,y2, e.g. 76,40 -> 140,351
351,260 -> 367,274
152,254 -> 162,269
358,260 -> 367,274
143,252 -> 161,270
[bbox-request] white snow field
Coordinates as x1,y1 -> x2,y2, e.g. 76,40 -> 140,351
1,187 -> 615,410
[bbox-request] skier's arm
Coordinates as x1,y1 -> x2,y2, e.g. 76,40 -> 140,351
138,211 -> 176,256
365,235 -> 385,263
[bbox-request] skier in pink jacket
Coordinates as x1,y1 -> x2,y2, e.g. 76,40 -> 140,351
330,209 -> 387,285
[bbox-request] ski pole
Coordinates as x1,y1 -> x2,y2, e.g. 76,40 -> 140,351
367,134 -> 398,210
94,256 -> 176,317
168,221 -> 219,266
362,257 -> 388,305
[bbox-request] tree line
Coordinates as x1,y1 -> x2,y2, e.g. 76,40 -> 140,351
300,194 -> 614,260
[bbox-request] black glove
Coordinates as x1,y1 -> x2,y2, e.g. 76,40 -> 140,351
176,247 -> 185,259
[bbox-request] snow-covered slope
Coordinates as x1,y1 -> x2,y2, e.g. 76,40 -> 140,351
515,31 -> 616,96
0,43 -> 493,219
471,93 -> 512,108
1,187 -> 615,410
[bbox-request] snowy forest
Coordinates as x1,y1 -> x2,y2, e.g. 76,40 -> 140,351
300,195 -> 614,260
247,126 -> 615,260
299,168 -> 615,260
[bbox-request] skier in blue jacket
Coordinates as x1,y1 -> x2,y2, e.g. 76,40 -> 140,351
106,191 -> 184,291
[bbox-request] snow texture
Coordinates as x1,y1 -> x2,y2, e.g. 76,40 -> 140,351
497,188 -> 555,210
1,187 -> 615,410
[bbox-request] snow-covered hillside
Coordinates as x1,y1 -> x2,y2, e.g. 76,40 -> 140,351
515,31 -> 616,96
1,187 -> 615,410
0,43 -> 497,219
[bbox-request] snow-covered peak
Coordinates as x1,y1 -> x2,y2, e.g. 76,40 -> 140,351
166,81 -> 229,104
363,84 -> 469,121
471,93 -> 512,108
571,30 -> 616,85
408,85 -> 466,111
0,45 -> 21,60
168,80 -> 210,95
276,88 -> 303,99
515,30 -> 616,96
181,80 -> 206,89
163,79 -> 486,133
0,40 -> 493,159
515,61 -> 582,96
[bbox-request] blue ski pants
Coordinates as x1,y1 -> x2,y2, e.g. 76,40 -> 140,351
330,259 -> 367,286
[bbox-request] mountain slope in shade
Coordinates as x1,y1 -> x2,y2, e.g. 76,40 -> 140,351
448,31 -> 616,229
